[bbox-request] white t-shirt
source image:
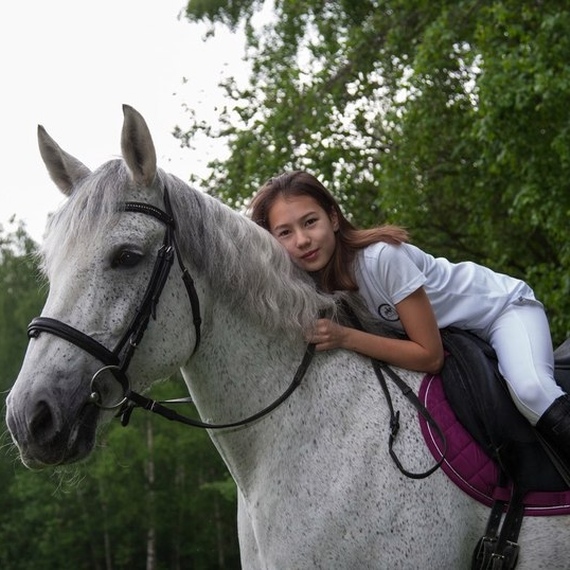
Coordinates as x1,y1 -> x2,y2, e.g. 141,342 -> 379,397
353,242 -> 539,333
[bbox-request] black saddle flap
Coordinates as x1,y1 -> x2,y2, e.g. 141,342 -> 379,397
554,338 -> 570,384
440,328 -> 570,492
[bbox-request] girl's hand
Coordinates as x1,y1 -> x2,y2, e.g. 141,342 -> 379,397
306,318 -> 348,351
304,288 -> 444,374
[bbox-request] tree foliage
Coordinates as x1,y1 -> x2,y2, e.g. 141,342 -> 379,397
0,220 -> 45,393
180,0 -> 570,343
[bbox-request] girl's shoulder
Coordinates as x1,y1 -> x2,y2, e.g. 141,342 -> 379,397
358,241 -> 417,263
360,240 -> 397,255
356,242 -> 424,279
354,241 -> 427,305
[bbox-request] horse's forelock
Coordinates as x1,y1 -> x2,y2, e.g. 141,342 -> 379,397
41,160 -> 132,277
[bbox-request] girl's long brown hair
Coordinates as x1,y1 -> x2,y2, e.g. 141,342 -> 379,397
249,171 -> 409,292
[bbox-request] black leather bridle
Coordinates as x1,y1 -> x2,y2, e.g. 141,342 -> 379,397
26,186 -> 315,430
26,186 -> 444,479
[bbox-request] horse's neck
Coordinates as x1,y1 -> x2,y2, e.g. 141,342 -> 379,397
181,303 -> 307,482
185,304 -> 304,408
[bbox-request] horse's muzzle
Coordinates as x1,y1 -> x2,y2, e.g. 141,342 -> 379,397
5,387 -> 100,469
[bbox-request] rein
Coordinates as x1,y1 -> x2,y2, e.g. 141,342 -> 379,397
340,301 -> 447,480
119,343 -> 315,429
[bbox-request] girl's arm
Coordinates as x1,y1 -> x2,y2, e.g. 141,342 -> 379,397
307,287 -> 444,374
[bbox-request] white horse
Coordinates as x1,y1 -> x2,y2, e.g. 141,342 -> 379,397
6,106 -> 569,569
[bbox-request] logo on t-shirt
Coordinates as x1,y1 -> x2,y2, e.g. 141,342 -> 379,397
378,304 -> 399,322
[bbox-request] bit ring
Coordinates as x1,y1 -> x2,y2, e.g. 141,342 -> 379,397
89,365 -> 129,410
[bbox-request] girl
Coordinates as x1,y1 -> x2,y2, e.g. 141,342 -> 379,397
249,170 -> 570,477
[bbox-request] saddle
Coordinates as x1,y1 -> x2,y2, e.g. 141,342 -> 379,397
429,328 -> 570,569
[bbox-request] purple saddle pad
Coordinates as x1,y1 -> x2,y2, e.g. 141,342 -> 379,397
418,373 -> 570,516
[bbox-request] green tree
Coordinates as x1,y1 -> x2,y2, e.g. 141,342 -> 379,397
0,222 -> 48,569
1,381 -> 239,569
179,0 -> 570,343
0,220 -> 45,392
74,379 -> 240,569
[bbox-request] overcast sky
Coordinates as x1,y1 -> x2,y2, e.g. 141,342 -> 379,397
0,0 -> 253,242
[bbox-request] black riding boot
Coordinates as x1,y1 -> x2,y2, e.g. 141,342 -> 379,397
535,394 -> 570,486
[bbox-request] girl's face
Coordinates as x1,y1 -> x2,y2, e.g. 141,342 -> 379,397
267,194 -> 339,273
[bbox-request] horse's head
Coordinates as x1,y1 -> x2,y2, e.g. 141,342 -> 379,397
6,105 -> 199,468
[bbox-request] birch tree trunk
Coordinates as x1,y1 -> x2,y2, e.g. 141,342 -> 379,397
145,418 -> 157,570
100,480 -> 114,570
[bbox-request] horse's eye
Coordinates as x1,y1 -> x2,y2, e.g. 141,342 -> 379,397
111,250 -> 143,268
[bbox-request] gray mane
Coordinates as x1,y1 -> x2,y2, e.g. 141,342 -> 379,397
166,172 -> 340,336
41,160 -> 357,338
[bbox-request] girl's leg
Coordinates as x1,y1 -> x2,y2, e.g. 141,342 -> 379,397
484,302 -> 570,483
484,302 -> 561,425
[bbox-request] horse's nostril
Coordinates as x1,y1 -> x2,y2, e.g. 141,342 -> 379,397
29,400 -> 58,443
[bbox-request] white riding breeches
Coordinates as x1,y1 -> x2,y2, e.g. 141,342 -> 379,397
480,302 -> 562,425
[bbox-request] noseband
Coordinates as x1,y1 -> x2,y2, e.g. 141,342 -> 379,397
28,187 -> 202,411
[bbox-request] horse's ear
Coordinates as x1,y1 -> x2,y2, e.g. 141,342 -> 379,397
121,104 -> 157,188
37,125 -> 92,197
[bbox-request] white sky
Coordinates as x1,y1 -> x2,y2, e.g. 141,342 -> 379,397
0,0 -> 252,243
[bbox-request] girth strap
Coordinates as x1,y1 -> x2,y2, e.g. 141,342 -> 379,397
472,473 -> 524,570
